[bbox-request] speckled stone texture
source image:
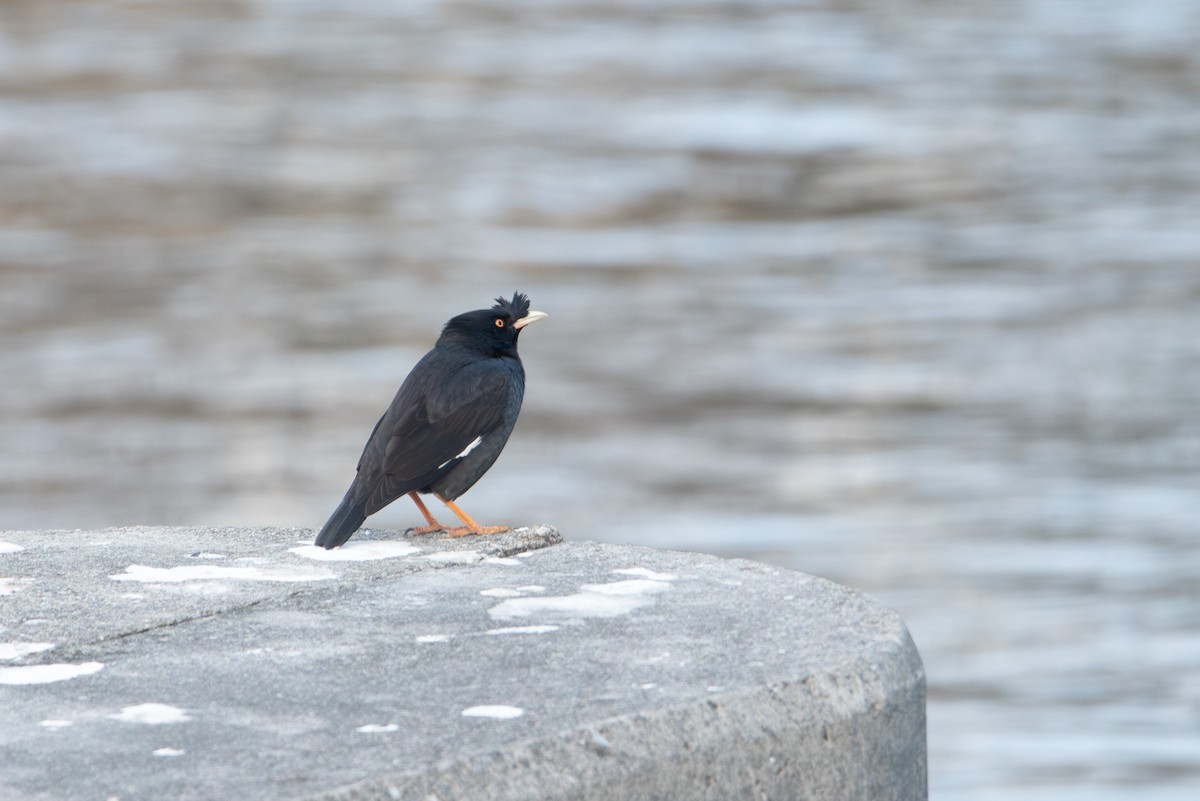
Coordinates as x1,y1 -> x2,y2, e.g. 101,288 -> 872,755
0,527 -> 925,800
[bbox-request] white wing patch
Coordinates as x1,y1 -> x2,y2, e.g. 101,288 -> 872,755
438,435 -> 483,470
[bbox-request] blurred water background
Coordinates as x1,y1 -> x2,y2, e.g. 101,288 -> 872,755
2,1 -> 1199,797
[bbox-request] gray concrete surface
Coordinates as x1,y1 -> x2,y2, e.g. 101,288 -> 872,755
0,526 -> 926,800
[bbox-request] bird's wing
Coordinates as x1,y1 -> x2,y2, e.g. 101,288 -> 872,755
359,359 -> 515,513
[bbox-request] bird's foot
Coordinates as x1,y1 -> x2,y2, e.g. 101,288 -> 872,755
407,523 -> 446,536
446,524 -> 510,538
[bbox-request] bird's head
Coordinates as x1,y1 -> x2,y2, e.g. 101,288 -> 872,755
440,292 -> 548,356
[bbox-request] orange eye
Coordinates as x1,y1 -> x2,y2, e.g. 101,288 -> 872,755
495,318 -> 506,328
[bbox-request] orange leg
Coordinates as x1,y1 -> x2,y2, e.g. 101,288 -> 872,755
436,495 -> 510,538
407,491 -> 447,535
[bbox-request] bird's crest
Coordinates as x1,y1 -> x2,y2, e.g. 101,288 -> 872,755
492,292 -> 531,320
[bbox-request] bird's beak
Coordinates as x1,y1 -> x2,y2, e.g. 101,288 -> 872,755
513,310 -> 548,330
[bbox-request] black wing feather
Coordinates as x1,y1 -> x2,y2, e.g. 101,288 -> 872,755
357,357 -> 513,516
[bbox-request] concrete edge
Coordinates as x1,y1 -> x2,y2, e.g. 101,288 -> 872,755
312,627 -> 926,801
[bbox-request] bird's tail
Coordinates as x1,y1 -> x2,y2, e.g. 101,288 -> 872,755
314,491 -> 367,549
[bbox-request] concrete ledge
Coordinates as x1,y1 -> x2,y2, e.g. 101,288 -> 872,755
0,526 -> 926,800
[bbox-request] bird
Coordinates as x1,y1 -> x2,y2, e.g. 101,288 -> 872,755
314,292 -> 547,549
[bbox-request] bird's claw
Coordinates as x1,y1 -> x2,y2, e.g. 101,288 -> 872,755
446,525 -> 510,538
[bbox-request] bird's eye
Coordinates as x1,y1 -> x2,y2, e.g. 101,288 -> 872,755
495,319 -> 506,328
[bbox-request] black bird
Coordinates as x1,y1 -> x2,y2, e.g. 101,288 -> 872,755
314,292 -> 547,549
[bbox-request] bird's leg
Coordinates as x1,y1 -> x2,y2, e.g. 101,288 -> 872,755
436,495 -> 510,537
407,491 -> 447,535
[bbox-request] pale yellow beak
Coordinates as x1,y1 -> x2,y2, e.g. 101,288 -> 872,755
513,310 -> 548,330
